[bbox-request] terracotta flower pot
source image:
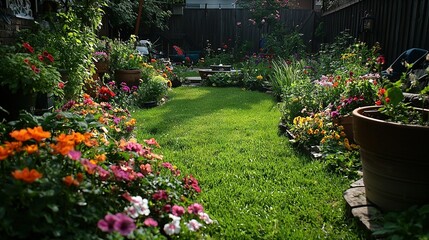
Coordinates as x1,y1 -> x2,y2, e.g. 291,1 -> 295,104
94,61 -> 109,73
114,69 -> 141,87
353,105 -> 429,211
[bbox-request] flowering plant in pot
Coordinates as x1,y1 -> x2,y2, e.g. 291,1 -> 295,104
0,43 -> 64,120
0,43 -> 63,96
353,76 -> 429,212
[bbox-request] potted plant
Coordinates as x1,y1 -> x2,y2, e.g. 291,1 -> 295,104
0,43 -> 63,121
353,78 -> 429,212
110,36 -> 145,87
135,75 -> 169,108
330,73 -> 379,140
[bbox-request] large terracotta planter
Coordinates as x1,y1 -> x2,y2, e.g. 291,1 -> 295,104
353,105 -> 429,211
114,69 -> 141,87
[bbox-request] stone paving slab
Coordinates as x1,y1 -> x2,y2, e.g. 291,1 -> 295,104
344,178 -> 384,238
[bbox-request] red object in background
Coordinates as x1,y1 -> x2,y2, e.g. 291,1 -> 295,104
172,45 -> 184,56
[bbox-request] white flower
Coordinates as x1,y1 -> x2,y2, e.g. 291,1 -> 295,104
186,219 -> 203,232
169,213 -> 181,223
125,196 -> 150,218
125,206 -> 139,218
198,212 -> 213,224
163,221 -> 181,235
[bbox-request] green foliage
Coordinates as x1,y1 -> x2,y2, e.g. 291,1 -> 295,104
203,72 -> 242,87
107,0 -> 172,35
373,205 -> 429,239
0,44 -> 63,97
265,30 -> 307,59
270,59 -> 309,100
135,76 -> 169,104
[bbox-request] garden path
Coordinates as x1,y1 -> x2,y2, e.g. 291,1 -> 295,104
132,87 -> 365,239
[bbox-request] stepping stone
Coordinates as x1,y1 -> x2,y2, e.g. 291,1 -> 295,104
344,178 -> 384,238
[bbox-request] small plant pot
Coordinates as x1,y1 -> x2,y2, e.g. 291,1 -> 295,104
142,101 -> 158,108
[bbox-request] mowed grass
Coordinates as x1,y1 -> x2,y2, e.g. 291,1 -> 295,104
132,87 -> 364,239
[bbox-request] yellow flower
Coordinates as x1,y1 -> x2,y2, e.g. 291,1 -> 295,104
256,75 -> 263,80
344,138 -> 352,151
307,128 -> 314,135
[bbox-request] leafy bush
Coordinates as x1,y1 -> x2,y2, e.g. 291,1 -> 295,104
373,205 -> 429,239
135,76 -> 169,105
202,72 -> 242,87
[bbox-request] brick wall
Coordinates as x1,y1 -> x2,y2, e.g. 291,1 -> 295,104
0,16 -> 34,45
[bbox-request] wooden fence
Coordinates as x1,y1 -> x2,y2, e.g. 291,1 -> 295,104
154,8 -> 316,55
321,0 -> 429,64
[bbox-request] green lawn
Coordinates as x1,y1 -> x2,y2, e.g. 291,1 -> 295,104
132,87 -> 365,239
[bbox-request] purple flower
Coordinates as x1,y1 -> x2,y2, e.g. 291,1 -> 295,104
113,117 -> 121,125
331,110 -> 339,118
131,86 -> 138,92
108,81 -> 116,86
122,85 -> 131,93
97,214 -> 118,233
113,213 -> 136,236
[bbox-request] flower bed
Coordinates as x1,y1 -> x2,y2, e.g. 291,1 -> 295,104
0,94 -> 215,239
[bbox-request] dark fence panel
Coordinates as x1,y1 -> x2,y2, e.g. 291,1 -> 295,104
321,0 -> 429,64
155,8 -> 315,55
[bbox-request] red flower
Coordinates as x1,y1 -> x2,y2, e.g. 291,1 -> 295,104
375,100 -> 382,106
376,55 -> 385,65
58,82 -> 65,89
23,58 -> 30,65
385,97 -> 390,103
46,54 -> 54,63
38,55 -> 44,62
22,42 -> 34,53
378,88 -> 386,96
31,65 -> 40,74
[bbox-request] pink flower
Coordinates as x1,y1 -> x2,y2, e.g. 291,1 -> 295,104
144,138 -> 160,147
68,150 -> 81,160
172,205 -> 185,216
152,190 -> 168,201
144,218 -> 158,227
188,203 -> 204,214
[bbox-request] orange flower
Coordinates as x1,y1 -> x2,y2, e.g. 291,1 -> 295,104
72,132 -> 85,144
95,154 -> 106,163
10,129 -> 31,142
4,141 -> 22,152
0,146 -> 11,160
63,175 -> 80,187
12,168 -> 43,183
52,133 -> 75,155
24,144 -> 39,154
27,126 -> 51,142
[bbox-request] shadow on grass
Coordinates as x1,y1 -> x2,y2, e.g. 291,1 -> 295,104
134,86 -> 275,135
